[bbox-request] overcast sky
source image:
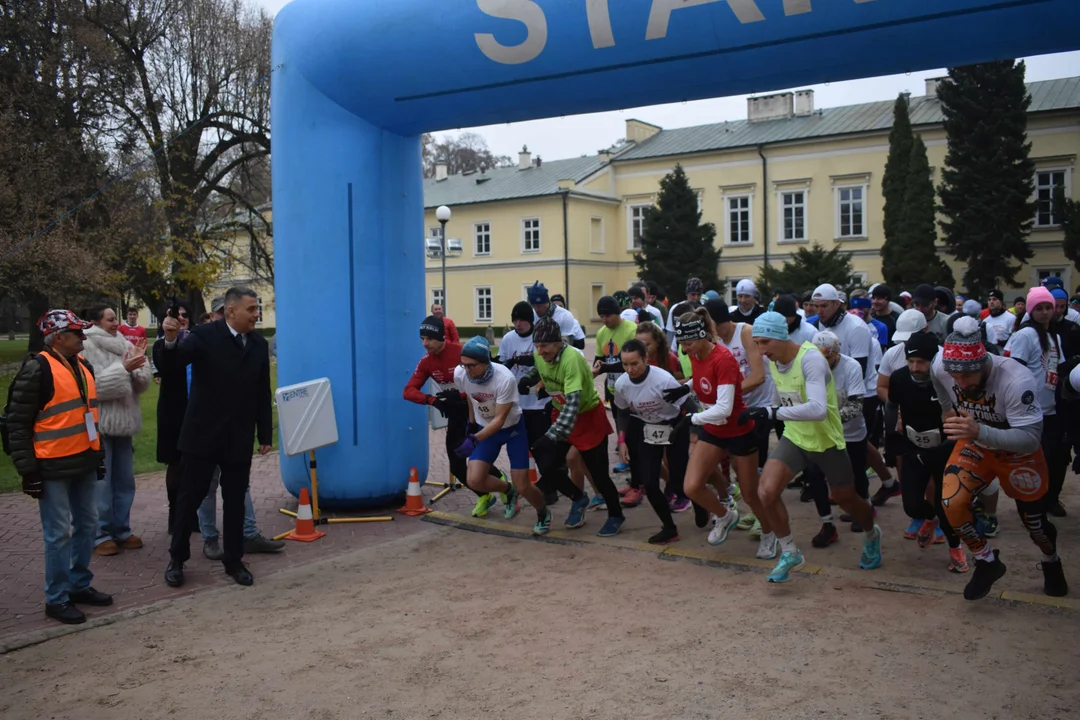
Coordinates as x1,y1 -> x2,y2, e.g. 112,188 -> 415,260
257,0 -> 1080,160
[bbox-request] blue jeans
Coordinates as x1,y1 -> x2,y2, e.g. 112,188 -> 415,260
39,472 -> 98,605
96,435 -> 136,546
197,467 -> 259,541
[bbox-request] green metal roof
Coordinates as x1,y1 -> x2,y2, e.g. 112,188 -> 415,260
423,155 -> 606,209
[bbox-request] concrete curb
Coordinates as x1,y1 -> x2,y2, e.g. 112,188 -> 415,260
423,511 -> 1080,612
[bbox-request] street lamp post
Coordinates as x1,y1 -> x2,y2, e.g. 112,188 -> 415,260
436,205 -> 451,315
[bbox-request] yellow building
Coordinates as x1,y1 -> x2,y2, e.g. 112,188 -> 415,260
424,76 -> 1080,334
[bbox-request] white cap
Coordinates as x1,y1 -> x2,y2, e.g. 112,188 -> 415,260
736,279 -> 756,296
899,291 -> 912,299
812,283 -> 840,302
892,308 -> 928,342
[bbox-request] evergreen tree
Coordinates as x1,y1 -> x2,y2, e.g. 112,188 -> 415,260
1055,187 -> 1080,274
881,93 -> 914,253
884,135 -> 954,289
635,164 -> 720,301
938,61 -> 1036,297
757,242 -> 856,297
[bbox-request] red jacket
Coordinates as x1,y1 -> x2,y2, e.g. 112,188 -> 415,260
442,316 -> 460,344
403,342 -> 462,405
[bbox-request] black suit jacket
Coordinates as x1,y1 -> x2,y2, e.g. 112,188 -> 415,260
158,319 -> 273,464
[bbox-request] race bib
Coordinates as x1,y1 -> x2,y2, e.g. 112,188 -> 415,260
1046,369 -> 1058,391
905,426 -> 941,449
644,423 -> 673,445
551,393 -> 566,406
778,390 -> 803,408
475,403 -> 495,419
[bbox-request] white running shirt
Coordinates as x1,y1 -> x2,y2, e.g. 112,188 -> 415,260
454,362 -> 521,429
613,366 -> 683,424
498,330 -> 546,411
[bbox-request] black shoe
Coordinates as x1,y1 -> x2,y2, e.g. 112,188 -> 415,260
45,601 -> 86,624
203,538 -> 224,561
225,562 -> 254,586
164,561 -> 185,587
964,550 -> 1007,600
850,520 -> 865,533
648,526 -> 680,545
1047,501 -> 1067,518
1040,559 -> 1069,597
693,502 -> 709,529
839,512 -> 854,523
811,523 -> 838,548
69,587 -> 113,606
787,477 -> 804,489
799,486 -> 813,503
871,482 -> 901,507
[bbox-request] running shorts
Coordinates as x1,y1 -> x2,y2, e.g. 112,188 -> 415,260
470,417 -> 531,470
769,436 -> 855,488
942,438 -> 1049,503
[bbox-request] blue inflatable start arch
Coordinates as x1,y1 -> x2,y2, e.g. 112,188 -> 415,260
271,0 -> 1080,506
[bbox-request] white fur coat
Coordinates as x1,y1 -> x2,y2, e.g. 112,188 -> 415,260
82,325 -> 152,437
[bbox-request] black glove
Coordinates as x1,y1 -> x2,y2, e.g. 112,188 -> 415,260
662,384 -> 692,403
517,376 -> 534,395
436,389 -> 462,403
22,473 -> 43,499
432,397 -> 456,416
672,413 -> 693,435
738,407 -> 772,425
536,387 -> 549,400
514,354 -> 535,367
501,356 -> 517,370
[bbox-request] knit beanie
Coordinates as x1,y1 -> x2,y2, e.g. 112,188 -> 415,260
461,336 -> 491,362
596,295 -> 620,316
705,298 -> 730,325
1026,286 -> 1054,310
511,301 -> 534,324
752,311 -> 790,341
942,316 -> 988,373
533,316 -> 562,344
419,315 -> 445,341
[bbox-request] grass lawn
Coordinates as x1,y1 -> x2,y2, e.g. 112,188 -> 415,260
0,338 -> 279,493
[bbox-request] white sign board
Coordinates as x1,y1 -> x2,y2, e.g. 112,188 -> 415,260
275,377 -> 339,456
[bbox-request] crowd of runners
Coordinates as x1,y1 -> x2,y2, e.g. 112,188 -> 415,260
405,277 -> 1080,601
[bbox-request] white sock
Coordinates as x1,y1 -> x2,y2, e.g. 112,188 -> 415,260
975,545 -> 995,562
883,477 -> 898,488
762,531 -> 776,544
1042,551 -> 1059,563
779,534 -> 797,555
820,514 -> 833,524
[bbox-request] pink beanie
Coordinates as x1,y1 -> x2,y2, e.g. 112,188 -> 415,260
1026,286 -> 1054,310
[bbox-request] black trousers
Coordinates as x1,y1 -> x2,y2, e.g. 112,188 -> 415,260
610,404 -> 639,488
523,408 -> 554,495
626,416 -> 689,529
1043,414 -> 1069,507
533,437 -> 624,518
170,452 -> 251,568
900,443 -> 959,547
165,460 -> 183,532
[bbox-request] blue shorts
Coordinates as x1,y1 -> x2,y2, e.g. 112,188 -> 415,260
469,417 -> 530,470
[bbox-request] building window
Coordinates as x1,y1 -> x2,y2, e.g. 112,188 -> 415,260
836,186 -> 865,238
590,283 -> 606,320
473,222 -> 491,256
1037,268 -> 1065,287
1035,170 -> 1068,227
475,286 -> 493,323
726,280 -> 740,306
219,249 -> 232,276
148,310 -> 158,327
628,204 -> 650,251
522,218 -> 541,253
849,271 -> 870,289
725,195 -> 752,245
429,227 -> 441,238
590,217 -> 605,253
780,191 -> 806,242
255,296 -> 264,325
431,288 -> 444,309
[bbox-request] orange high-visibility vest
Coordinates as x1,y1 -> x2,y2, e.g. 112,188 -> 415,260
32,351 -> 100,459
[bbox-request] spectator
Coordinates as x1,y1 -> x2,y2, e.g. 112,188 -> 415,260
82,304 -> 152,557
152,301 -> 190,530
117,307 -> 146,345
7,310 -> 112,624
430,303 -> 459,343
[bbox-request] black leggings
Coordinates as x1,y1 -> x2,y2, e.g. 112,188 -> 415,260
534,437 -> 624,519
611,404 -> 640,488
1043,414 -> 1069,507
445,404 -> 503,496
626,416 -> 689,530
806,439 -> 869,519
899,443 -> 960,548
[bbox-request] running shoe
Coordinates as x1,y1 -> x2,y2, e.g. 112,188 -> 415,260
1039,559 -> 1069,597
978,514 -> 1000,539
648,526 -> 680,545
533,510 -> 552,536
1048,500 -> 1067,518
736,512 -> 757,531
730,483 -> 742,502
471,493 -> 497,518
693,503 -> 709,529
865,467 -> 877,479
707,509 -> 739,546
859,525 -> 882,570
799,485 -> 813,503
597,516 -> 625,537
565,494 -> 590,529
669,495 -> 692,513
618,486 -> 631,498
767,550 -> 805,583
748,519 -> 762,539
587,494 -> 607,512
916,519 -> 939,549
756,533 -> 778,560
964,550 -> 1006,600
621,487 -> 644,508
871,481 -> 901,507
613,462 -> 630,473
787,476 -> 804,489
903,518 -> 922,539
948,547 -> 969,574
933,526 -> 945,545
503,484 -> 521,520
811,523 -> 838,548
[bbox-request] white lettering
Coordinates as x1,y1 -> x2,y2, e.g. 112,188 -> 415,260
586,0 -> 615,49
647,0 -> 763,40
475,0 -> 548,65
783,0 -> 812,15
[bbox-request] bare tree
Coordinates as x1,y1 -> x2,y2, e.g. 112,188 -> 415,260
422,132 -> 513,178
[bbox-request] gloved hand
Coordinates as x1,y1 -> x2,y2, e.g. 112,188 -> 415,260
662,384 -> 692,403
514,354 -> 535,367
22,473 -> 43,499
501,356 -> 517,370
672,413 -> 693,435
454,434 -> 478,458
531,434 -> 560,467
738,407 -> 771,425
436,389 -> 463,403
536,387 -> 549,400
517,377 -> 534,395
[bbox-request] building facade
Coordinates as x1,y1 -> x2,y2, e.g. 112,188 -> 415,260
424,76 -> 1080,335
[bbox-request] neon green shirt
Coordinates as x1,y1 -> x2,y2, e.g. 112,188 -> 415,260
768,342 -> 846,452
535,346 -> 600,413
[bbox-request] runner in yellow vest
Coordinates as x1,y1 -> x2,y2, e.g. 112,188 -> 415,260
738,312 -> 882,583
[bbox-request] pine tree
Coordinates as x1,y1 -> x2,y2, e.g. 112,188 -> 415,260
1056,187 -> 1080,274
634,164 -> 720,301
884,135 -> 954,289
757,242 -> 856,297
881,93 -> 914,255
938,61 -> 1036,298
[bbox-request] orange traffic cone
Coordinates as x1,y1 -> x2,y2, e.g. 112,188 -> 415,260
528,452 -> 538,485
398,467 -> 432,516
286,488 -> 327,542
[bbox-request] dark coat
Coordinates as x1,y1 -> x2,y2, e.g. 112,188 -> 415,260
155,319 -> 272,464
153,331 -> 188,464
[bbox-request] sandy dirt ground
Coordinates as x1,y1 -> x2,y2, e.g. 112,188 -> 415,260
2,526 -> 1078,720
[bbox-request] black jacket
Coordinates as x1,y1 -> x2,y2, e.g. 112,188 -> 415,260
156,319 -> 272,463
153,332 -> 189,464
7,350 -> 104,480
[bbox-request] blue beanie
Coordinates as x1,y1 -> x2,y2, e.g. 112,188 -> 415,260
752,312 -> 790,341
527,281 -> 549,305
1050,287 -> 1068,302
850,296 -> 872,310
461,336 -> 491,362
703,289 -> 721,301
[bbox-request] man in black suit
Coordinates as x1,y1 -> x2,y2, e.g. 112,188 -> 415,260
160,287 -> 273,587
